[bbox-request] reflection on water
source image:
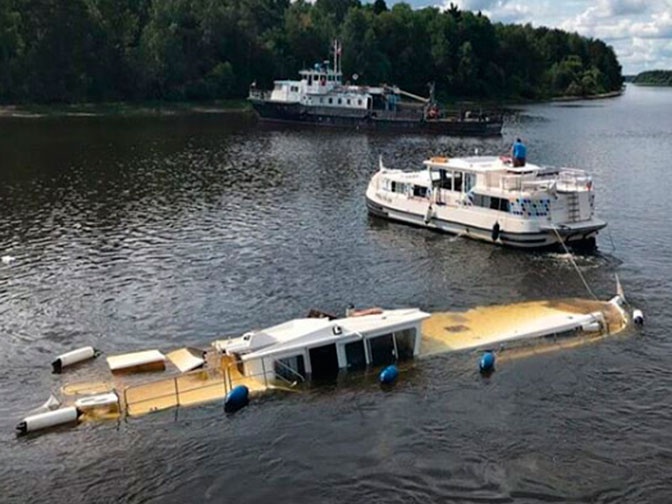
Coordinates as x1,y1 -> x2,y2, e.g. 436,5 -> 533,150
2,85 -> 672,502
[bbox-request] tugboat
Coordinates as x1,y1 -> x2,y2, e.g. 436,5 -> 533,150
248,40 -> 503,137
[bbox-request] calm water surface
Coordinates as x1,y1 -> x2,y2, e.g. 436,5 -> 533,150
1,85 -> 671,503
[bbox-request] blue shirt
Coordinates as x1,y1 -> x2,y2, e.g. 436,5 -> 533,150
513,141 -> 527,159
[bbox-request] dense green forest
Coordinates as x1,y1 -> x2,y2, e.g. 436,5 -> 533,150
632,70 -> 672,86
0,0 -> 623,104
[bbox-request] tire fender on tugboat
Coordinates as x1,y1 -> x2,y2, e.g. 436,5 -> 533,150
491,222 -> 501,242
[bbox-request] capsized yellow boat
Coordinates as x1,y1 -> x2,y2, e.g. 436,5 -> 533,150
17,292 -> 637,434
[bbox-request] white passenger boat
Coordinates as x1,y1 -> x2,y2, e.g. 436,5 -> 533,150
366,155 -> 607,250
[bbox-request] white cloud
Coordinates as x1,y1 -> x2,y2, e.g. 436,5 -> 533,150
406,0 -> 672,72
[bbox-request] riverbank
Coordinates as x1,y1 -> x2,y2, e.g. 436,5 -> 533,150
0,100 -> 252,119
0,88 -> 626,119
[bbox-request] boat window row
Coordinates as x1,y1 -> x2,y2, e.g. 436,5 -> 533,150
318,97 -> 364,106
469,193 -> 511,212
269,328 -> 418,381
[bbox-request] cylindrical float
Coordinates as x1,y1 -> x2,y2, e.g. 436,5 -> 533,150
16,406 -> 82,435
52,346 -> 98,373
632,309 -> 644,326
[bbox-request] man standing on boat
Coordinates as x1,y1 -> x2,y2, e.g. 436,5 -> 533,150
512,138 -> 527,167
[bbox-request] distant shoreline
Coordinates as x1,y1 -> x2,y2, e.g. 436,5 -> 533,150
0,100 -> 252,119
0,89 -> 627,119
549,88 -> 625,102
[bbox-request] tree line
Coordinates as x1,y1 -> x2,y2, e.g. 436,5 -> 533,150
632,70 -> 672,86
0,0 -> 623,104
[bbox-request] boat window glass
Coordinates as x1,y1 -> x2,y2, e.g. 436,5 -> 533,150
309,344 -> 339,380
274,355 -> 305,383
308,75 -> 312,85
329,98 -> 333,104
413,185 -> 428,198
453,172 -> 463,192
320,98 -> 323,104
347,99 -> 351,105
489,196 -> 499,210
499,198 -> 510,212
344,341 -> 367,371
338,98 -> 342,105
368,334 -> 395,366
394,329 -> 416,360
464,173 -> 475,193
358,99 -> 362,106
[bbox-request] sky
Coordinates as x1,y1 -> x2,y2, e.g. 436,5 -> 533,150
396,0 -> 672,74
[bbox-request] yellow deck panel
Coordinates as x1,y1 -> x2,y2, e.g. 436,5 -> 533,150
421,297 -> 627,357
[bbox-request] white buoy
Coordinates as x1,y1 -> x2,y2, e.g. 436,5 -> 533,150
16,406 -> 82,435
632,309 -> 644,326
52,346 -> 98,373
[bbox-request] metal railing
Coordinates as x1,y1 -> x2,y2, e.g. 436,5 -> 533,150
122,353 -> 306,416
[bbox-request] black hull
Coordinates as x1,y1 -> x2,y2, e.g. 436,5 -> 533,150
250,101 -> 502,137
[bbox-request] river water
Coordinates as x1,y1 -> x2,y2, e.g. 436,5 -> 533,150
1,84 -> 671,503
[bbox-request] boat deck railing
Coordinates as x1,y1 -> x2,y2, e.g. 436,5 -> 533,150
122,352 -> 304,417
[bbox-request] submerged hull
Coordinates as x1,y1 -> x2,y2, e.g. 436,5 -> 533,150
366,195 -> 606,250
250,100 -> 503,137
20,295 -> 632,435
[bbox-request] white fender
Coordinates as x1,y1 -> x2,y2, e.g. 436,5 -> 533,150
632,309 -> 644,326
16,406 -> 81,435
52,346 -> 98,373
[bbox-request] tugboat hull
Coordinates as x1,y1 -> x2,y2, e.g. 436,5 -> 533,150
250,100 -> 503,137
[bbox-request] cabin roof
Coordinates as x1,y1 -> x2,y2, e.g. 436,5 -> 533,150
241,308 -> 430,361
423,156 -> 542,174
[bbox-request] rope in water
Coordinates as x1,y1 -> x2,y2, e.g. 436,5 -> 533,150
551,226 -> 598,300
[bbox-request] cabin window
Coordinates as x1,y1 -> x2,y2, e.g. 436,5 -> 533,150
412,185 -> 428,197
390,181 -> 407,194
347,99 -> 351,105
368,334 -> 395,366
274,355 -> 306,383
452,174 -> 463,192
320,98 -> 324,104
309,344 -> 339,379
394,328 -> 416,360
464,173 -> 475,193
338,98 -> 342,105
328,98 -> 333,104
437,169 -> 453,190
291,86 -> 299,92
471,194 -> 511,213
344,341 -> 367,371
358,99 -> 362,106
308,76 -> 312,85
